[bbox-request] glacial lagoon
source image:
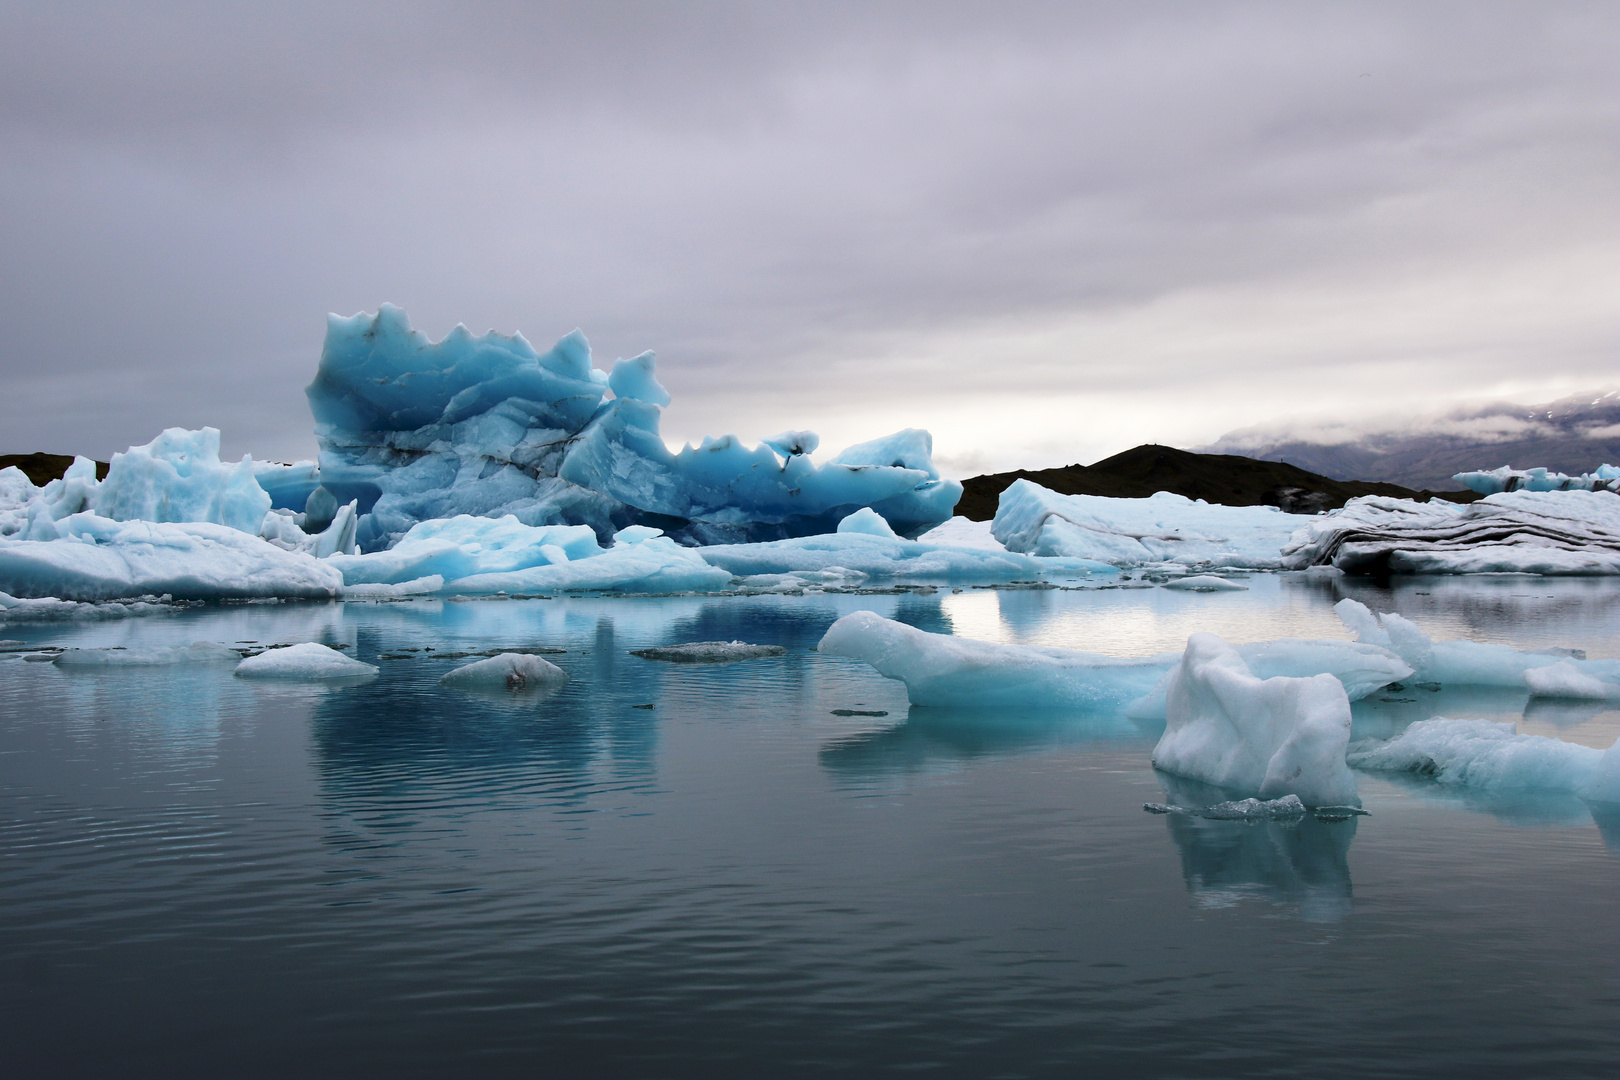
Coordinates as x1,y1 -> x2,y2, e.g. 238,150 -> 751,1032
4,572 -> 1620,1077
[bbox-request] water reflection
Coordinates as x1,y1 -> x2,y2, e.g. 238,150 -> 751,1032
818,705 -> 1136,784
1152,773 -> 1357,924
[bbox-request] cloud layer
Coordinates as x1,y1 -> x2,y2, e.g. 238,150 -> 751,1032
2,1 -> 1615,474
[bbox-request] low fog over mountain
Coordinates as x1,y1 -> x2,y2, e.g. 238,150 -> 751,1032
1203,390 -> 1620,491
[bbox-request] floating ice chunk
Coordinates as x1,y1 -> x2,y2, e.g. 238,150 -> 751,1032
697,531 -> 1069,582
1284,490 -> 1620,575
819,611 -> 1408,717
438,652 -> 569,689
258,500 -> 359,558
837,507 -> 899,538
1144,794 -> 1308,820
830,428 -> 940,479
330,515 -> 600,586
629,641 -> 787,663
54,641 -> 241,666
1334,598 -> 1620,688
0,515 -> 343,601
1454,465 -> 1620,495
0,590 -> 183,621
1349,718 -> 1620,802
607,351 -> 671,407
1153,633 -> 1360,807
443,536 -> 731,594
235,642 -> 377,680
1162,575 -> 1248,592
342,576 -> 445,598
613,524 -> 664,545
1524,661 -> 1613,701
992,480 -> 1298,569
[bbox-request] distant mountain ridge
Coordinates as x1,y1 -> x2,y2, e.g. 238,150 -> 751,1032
1201,390 -> 1620,491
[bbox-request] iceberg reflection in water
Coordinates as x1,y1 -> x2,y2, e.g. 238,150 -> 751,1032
1151,774 -> 1358,924
5,576 -> 1620,1077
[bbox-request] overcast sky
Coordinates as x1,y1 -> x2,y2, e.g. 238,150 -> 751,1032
2,1 -> 1615,475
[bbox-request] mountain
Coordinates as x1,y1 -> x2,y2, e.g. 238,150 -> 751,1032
1201,390 -> 1620,491
954,444 -> 1476,522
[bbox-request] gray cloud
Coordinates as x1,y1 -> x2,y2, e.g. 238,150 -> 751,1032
1,1 -> 1615,473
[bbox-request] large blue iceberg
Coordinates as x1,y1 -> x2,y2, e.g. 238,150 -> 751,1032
293,305 -> 960,551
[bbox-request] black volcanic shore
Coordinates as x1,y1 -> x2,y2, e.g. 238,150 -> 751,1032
955,444 -> 1482,522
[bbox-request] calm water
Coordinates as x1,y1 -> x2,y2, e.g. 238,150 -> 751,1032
3,573 -> 1619,1078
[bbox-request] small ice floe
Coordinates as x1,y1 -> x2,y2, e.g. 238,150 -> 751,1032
1524,660 -> 1612,701
1348,717 -> 1620,802
54,642 -> 241,666
1144,794 -> 1309,820
1161,575 -> 1248,592
234,642 -> 378,680
439,653 -> 569,691
629,641 -> 788,664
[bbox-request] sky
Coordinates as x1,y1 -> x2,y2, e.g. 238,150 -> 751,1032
2,1 -> 1615,477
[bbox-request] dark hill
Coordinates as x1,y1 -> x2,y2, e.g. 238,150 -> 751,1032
955,444 -> 1481,522
0,453 -> 111,486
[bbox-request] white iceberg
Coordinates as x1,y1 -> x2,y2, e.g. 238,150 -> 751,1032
1153,633 -> 1360,807
1161,574 -> 1248,592
438,652 -> 569,690
235,642 -> 377,680
1334,598 -> 1620,689
816,611 -> 1410,716
696,527 -> 1103,582
0,515 -> 343,601
1283,490 -> 1620,575
1348,718 -> 1620,803
1144,794 -> 1310,820
0,591 -> 184,621
53,641 -> 241,666
1524,661 -> 1613,701
991,480 -> 1299,569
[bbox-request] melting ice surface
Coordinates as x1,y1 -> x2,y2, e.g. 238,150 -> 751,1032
5,572 -> 1620,1076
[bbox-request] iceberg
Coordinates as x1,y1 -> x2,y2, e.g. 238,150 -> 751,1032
991,480 -> 1299,569
1152,633 -> 1360,807
1348,718 -> 1620,803
816,611 -> 1410,716
235,642 -> 378,680
1524,661 -> 1613,701
695,526 -> 1107,582
438,653 -> 569,690
308,305 -> 961,550
0,591 -> 184,621
0,515 -> 343,601
1283,491 -> 1620,575
1143,794 -> 1309,820
1334,598 -> 1620,689
1454,464 -> 1620,495
1161,574 -> 1248,592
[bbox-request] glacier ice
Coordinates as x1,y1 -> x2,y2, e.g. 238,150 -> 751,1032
695,527 -> 1107,582
991,480 -> 1300,569
0,516 -> 343,601
1455,464 -> 1620,495
1284,491 -> 1620,575
0,591 -> 184,621
308,305 -> 961,550
1348,718 -> 1620,803
1333,598 -> 1620,689
1524,660 -> 1613,701
235,642 -> 378,680
1153,633 -> 1360,807
438,652 -> 569,690
815,610 -> 1409,716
